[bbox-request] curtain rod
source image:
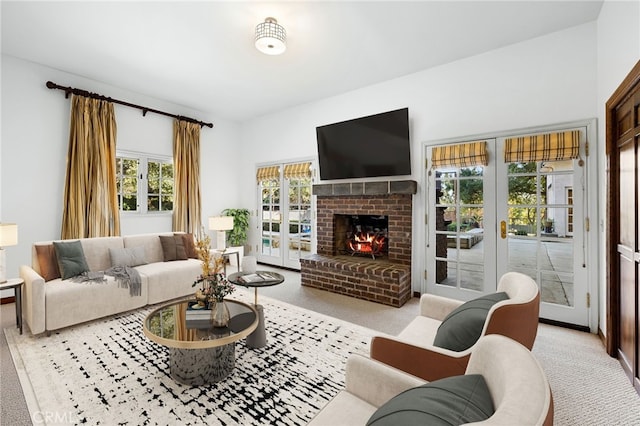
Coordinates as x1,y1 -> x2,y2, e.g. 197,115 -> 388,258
45,81 -> 213,128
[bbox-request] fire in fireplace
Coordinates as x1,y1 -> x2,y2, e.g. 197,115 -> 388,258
335,214 -> 389,259
348,232 -> 386,259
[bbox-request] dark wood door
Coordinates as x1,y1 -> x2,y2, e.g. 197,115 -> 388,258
608,61 -> 640,395
617,120 -> 637,388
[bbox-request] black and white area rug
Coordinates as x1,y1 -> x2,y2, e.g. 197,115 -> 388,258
6,289 -> 376,425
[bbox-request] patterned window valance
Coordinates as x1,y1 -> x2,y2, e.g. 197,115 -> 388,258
256,165 -> 280,182
504,130 -> 580,163
431,141 -> 488,168
283,162 -> 312,179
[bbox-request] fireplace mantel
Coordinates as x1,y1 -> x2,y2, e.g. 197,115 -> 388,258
312,180 -> 417,197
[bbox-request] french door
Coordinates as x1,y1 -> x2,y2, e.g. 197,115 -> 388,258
426,126 -> 592,327
256,161 -> 314,270
426,143 -> 497,301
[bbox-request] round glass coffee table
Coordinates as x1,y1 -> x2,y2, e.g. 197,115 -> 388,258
143,299 -> 257,385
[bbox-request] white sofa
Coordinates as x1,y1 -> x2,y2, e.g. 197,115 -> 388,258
309,334 -> 554,425
20,233 -> 202,335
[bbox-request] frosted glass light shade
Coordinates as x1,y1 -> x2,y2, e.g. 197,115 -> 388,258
255,17 -> 286,55
0,223 -> 18,247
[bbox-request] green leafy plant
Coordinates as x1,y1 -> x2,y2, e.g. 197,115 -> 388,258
222,208 -> 250,247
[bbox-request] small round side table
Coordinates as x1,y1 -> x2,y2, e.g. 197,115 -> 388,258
227,271 -> 285,349
0,278 -> 24,334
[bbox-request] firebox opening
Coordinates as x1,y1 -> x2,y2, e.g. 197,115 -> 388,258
334,214 -> 389,259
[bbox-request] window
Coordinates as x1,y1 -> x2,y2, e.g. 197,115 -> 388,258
116,151 -> 174,213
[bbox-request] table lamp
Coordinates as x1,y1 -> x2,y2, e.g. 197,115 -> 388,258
209,216 -> 234,251
0,223 -> 18,283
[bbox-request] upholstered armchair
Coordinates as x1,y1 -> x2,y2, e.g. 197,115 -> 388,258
370,271 -> 540,382
309,334 -> 553,426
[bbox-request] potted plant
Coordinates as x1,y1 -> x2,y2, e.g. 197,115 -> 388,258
221,208 -> 251,265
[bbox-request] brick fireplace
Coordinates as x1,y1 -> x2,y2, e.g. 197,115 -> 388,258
300,180 -> 417,307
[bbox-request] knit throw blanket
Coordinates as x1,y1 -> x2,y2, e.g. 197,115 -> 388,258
71,266 -> 142,297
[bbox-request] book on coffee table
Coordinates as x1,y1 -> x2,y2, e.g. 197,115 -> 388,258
239,273 -> 278,283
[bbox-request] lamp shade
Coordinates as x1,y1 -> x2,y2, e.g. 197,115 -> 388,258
209,216 -> 234,231
0,223 -> 18,247
255,17 -> 286,55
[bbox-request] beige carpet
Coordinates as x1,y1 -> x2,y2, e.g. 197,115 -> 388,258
532,324 -> 640,425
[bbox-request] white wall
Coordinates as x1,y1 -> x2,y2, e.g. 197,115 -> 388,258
0,55 -> 242,290
239,22 -> 598,311
596,0 -> 640,336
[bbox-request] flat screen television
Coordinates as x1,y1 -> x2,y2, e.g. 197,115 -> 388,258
316,108 -> 411,180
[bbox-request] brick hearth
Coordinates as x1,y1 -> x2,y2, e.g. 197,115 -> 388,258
300,180 -> 416,307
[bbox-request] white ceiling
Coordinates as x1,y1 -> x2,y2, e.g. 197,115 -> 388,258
1,1 -> 603,122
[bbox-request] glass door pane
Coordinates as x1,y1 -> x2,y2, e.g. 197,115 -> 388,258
259,180 -> 281,261
504,160 -> 576,307
285,176 -> 313,268
496,129 -> 589,327
427,142 -> 496,301
434,167 -> 486,291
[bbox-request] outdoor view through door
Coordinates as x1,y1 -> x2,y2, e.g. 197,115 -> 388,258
427,127 -> 591,327
257,162 -> 313,270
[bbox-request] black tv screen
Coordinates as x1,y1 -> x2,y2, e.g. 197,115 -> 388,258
316,108 -> 411,180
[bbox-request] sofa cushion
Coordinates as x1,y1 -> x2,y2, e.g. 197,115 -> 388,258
433,292 -> 509,351
177,233 -> 198,259
80,236 -> 124,271
123,234 -> 166,264
136,258 -> 202,304
109,246 -> 147,267
53,240 -> 90,280
35,244 -> 61,282
367,374 -> 494,426
159,235 -> 188,261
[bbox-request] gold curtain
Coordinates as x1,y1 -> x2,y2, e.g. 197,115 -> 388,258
283,162 -> 312,179
504,130 -> 580,163
174,304 -> 196,341
256,165 -> 280,182
172,120 -> 202,235
61,95 -> 120,239
431,141 -> 488,168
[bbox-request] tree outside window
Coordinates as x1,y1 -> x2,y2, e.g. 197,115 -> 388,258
116,152 -> 173,214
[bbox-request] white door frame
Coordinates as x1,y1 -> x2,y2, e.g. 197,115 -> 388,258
421,119 -> 598,332
424,139 -> 497,301
255,158 -> 316,270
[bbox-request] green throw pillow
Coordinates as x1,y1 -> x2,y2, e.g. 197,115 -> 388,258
53,240 -> 90,280
367,374 -> 495,426
433,292 -> 509,351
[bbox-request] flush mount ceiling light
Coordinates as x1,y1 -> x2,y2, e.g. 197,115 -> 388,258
255,17 -> 286,55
